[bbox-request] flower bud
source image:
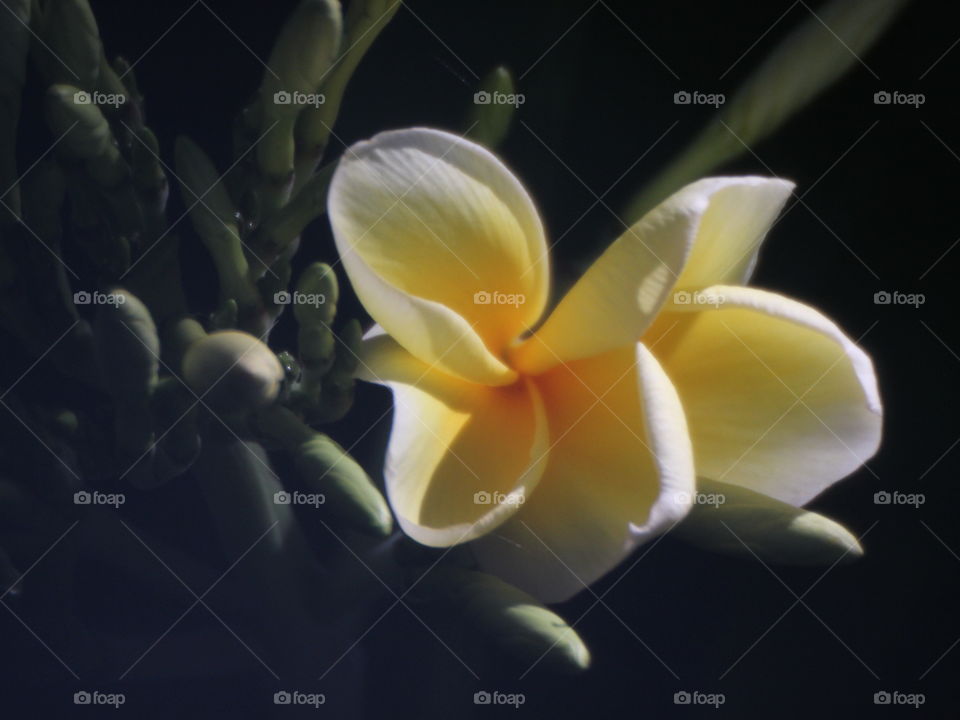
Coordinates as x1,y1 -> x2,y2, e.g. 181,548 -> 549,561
182,331 -> 284,414
294,262 -> 338,326
675,478 -> 863,565
261,0 -> 342,117
293,434 -> 392,536
425,568 -> 591,674
34,0 -> 102,89
45,84 -> 127,186
93,288 -> 159,399
466,66 -> 517,149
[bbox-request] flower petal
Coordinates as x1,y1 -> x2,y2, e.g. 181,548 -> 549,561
674,176 -> 794,289
328,128 -> 549,385
510,176 -> 792,375
473,343 -> 694,603
359,334 -> 550,546
646,285 -> 881,506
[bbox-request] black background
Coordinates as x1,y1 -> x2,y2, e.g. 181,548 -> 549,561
2,0 -> 959,717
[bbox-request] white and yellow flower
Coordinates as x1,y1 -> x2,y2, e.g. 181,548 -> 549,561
327,128 -> 881,602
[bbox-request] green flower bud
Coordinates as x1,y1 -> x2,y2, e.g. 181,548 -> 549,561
93,288 -> 159,399
210,298 -> 238,330
332,318 -> 361,376
257,405 -> 392,536
624,0 -> 908,221
425,568 -> 591,674
293,262 -> 338,326
298,324 -> 335,375
675,478 -> 863,565
182,330 -> 284,414
466,66 -> 518,149
261,0 -> 342,112
175,136 -> 259,312
34,0 -> 102,90
293,0 -> 400,186
295,434 -> 392,536
44,84 -> 128,186
247,165 -> 335,276
257,0 -> 342,209
160,316 -> 207,374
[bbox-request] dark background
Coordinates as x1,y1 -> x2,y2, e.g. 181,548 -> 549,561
3,0 -> 959,717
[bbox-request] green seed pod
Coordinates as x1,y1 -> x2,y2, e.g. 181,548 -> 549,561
34,0 -> 102,90
293,262 -> 338,326
182,330 -> 284,414
674,478 -> 863,565
424,567 -> 591,674
466,66 -> 518,149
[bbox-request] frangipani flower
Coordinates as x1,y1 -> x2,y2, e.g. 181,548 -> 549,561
328,128 -> 881,602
